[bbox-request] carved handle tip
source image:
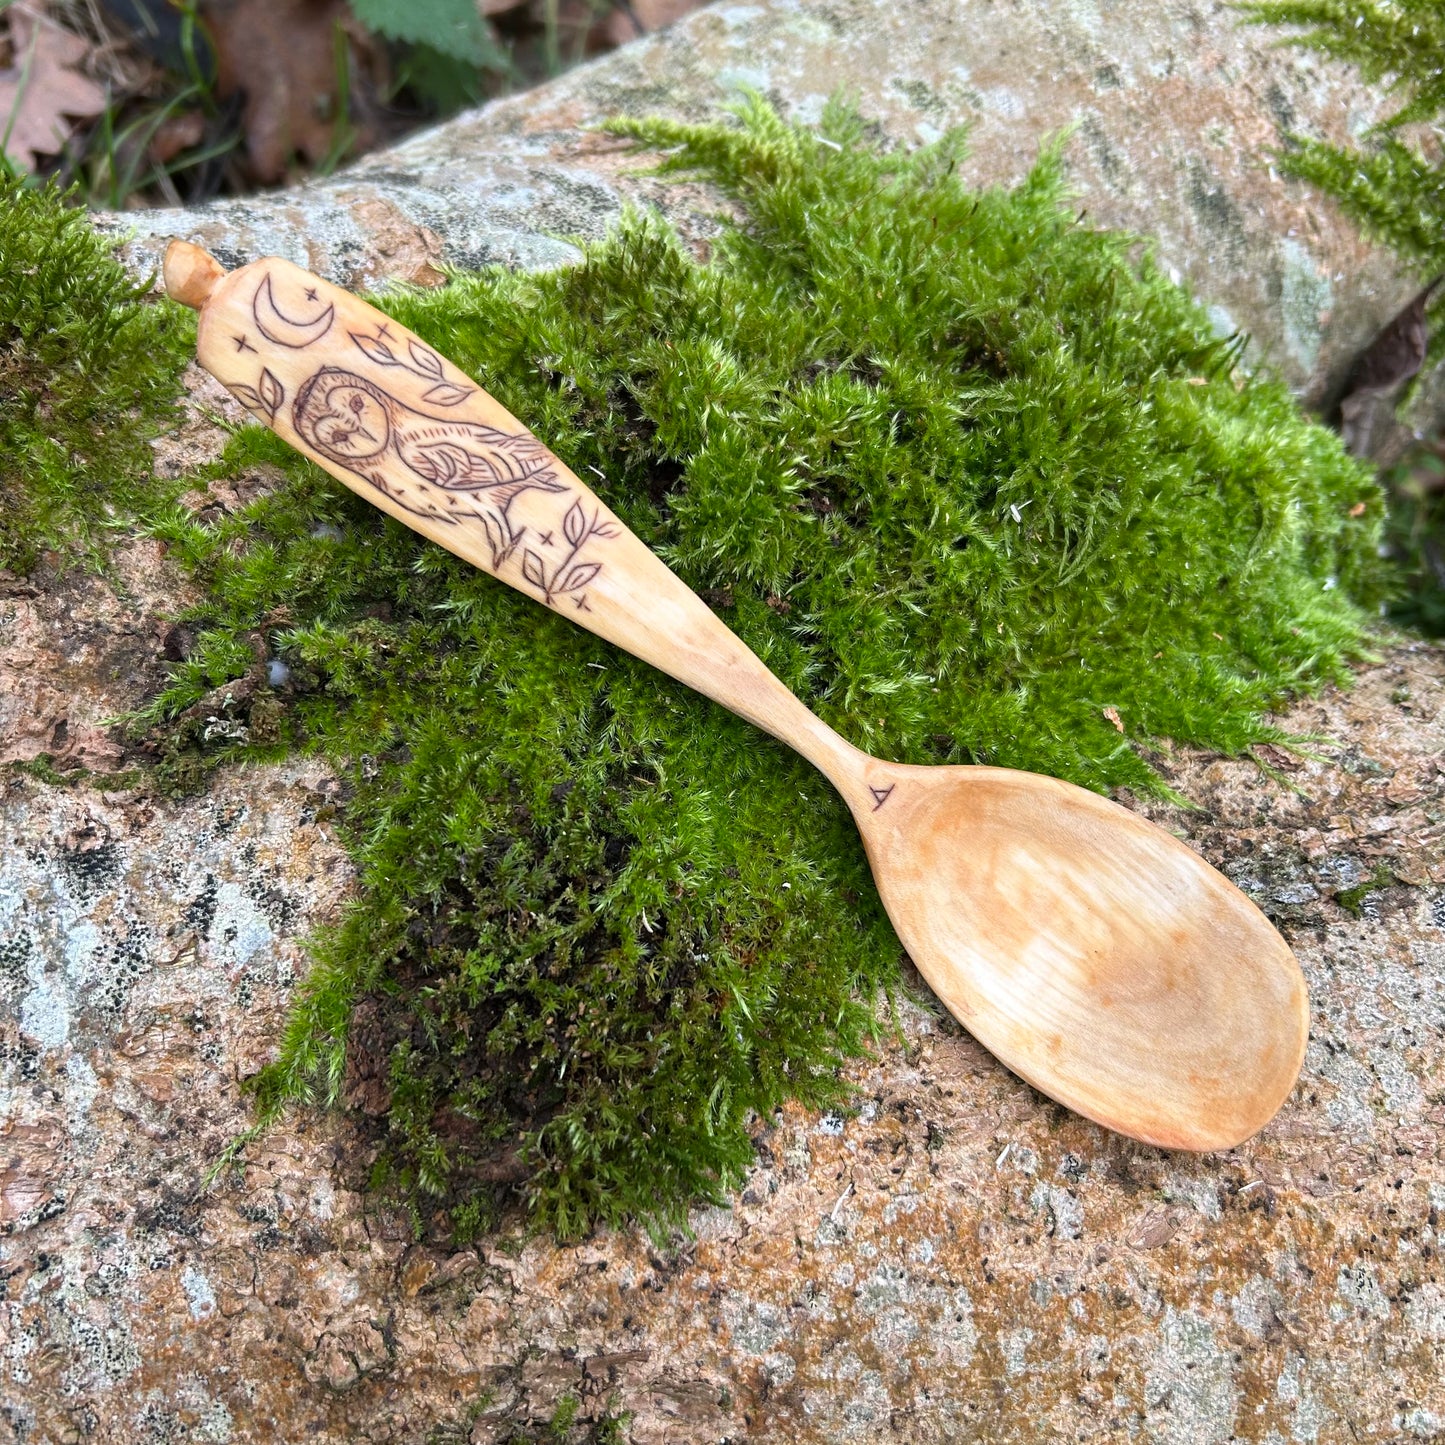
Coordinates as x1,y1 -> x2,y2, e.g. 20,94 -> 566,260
164,240 -> 226,310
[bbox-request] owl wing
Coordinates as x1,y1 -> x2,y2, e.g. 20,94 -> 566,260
401,423 -> 568,499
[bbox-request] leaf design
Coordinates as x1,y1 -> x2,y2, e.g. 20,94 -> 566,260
230,383 -> 264,412
559,562 -> 602,594
421,381 -> 475,406
409,341 -> 444,379
258,368 -> 284,417
521,550 -> 547,589
481,512 -> 505,563
351,331 -> 398,366
563,501 -> 587,547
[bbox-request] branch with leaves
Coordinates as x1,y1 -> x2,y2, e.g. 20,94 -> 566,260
230,366 -> 285,422
1242,1 -> 1445,631
350,328 -> 476,406
1242,0 -> 1445,362
520,499 -> 618,608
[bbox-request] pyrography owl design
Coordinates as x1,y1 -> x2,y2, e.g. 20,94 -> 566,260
292,367 -> 567,565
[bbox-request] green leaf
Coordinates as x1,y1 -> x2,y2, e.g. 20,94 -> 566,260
347,0 -> 505,67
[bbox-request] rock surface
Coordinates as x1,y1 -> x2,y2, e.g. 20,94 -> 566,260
6,2 -> 1445,1441
3,623 -> 1445,1442
96,0 -> 1444,444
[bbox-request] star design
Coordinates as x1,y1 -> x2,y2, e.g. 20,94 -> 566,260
574,595 -> 590,610
539,531 -> 555,546
233,334 -> 256,353
305,287 -> 319,302
375,322 -> 394,340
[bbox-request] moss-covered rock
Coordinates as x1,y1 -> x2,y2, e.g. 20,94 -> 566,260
109,100 -> 1382,1236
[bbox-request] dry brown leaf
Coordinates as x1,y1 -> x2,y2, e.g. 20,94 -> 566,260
0,5 -> 108,170
1102,705 -> 1124,734
205,0 -> 384,184
1255,742 -> 1302,772
1127,1207 -> 1179,1250
591,0 -> 704,46
1338,277 -> 1442,457
146,106 -> 206,166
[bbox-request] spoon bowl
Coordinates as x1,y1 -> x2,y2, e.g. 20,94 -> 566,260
853,762 -> 1308,1150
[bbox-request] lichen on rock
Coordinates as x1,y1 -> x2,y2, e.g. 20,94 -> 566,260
4,650 -> 1443,1441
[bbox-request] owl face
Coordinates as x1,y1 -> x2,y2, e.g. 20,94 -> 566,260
294,370 -> 393,463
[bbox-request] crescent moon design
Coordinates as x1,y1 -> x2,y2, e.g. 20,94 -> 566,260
252,272 -> 335,349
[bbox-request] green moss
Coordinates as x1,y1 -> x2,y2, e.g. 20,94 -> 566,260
1335,864 -> 1397,918
0,102 -> 1379,1236
4,754 -> 146,791
0,174 -> 193,573
431,1393 -> 627,1445
546,1396 -> 581,1439
124,99 -> 1384,1238
6,754 -> 78,788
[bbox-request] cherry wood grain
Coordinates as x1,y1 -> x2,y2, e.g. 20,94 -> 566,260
167,240 -> 1309,1151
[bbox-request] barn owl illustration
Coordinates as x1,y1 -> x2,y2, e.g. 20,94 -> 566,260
292,367 -> 567,566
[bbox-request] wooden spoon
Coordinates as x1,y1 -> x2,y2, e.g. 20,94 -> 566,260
165,241 -> 1309,1151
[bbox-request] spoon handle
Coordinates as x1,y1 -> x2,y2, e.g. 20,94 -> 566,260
167,243 -> 866,795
